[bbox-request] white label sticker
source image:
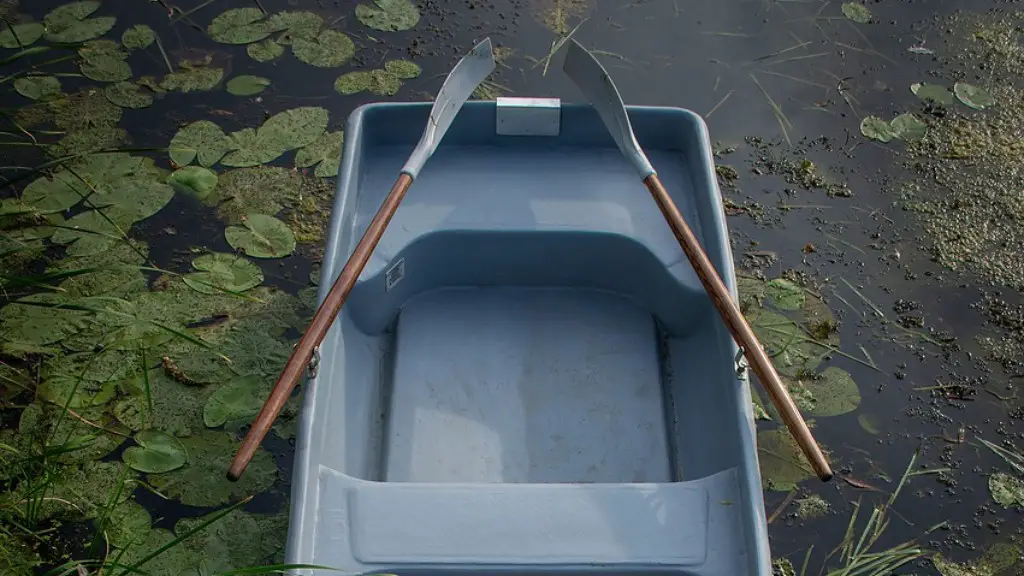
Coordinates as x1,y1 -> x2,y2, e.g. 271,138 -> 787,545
385,258 -> 405,292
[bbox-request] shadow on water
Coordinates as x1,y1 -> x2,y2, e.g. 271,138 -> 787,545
1,0 -> 1023,573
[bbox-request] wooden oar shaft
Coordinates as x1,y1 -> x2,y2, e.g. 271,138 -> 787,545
643,173 -> 833,482
227,173 -> 414,482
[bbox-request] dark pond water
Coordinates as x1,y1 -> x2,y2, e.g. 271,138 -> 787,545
1,0 -> 1023,574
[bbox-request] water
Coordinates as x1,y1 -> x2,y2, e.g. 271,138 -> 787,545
1,0 -> 1023,574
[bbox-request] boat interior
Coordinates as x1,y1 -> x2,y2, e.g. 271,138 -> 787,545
286,102 -> 770,575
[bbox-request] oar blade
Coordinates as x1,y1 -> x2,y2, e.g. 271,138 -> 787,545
402,37 -> 496,178
562,39 -> 654,179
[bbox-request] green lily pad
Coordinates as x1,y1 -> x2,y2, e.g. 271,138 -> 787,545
207,7 -> 284,44
368,68 -> 403,96
14,76 -> 61,101
168,166 -> 218,199
44,1 -> 116,44
117,529 -> 192,575
840,2 -> 871,23
954,82 -> 995,110
183,252 -> 264,295
104,500 -> 152,548
385,59 -> 422,79
160,65 -> 224,92
802,366 -> 861,417
355,0 -> 421,31
860,116 -> 895,143
174,509 -> 288,574
147,430 -> 278,507
225,214 -> 296,258
220,127 -> 286,168
766,278 -> 804,310
207,165 -> 317,222
37,371 -> 118,409
257,105 -> 329,150
246,38 -> 284,62
226,74 -> 271,96
104,81 -> 153,108
122,429 -> 188,473
81,54 -> 132,82
267,10 -> 324,43
0,22 -> 45,49
911,82 -> 954,106
122,24 -> 156,50
989,472 -> 1024,508
170,120 -> 229,167
295,130 -> 343,177
51,88 -> 123,131
748,309 -> 830,377
758,427 -> 819,491
203,374 -> 268,427
334,70 -> 373,95
292,29 -> 355,67
889,113 -> 927,141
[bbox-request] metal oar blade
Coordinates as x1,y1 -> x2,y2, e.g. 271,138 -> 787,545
562,39 -> 654,179
227,38 -> 496,482
561,38 -> 833,482
402,37 -> 495,179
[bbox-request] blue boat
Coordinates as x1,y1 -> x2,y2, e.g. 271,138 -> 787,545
282,89 -> 772,575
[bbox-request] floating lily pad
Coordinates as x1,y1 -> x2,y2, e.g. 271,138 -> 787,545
104,81 -> 153,108
37,371 -> 119,409
219,128 -> 283,168
170,120 -> 229,167
207,7 -> 284,44
802,367 -> 861,417
246,38 -> 284,62
123,429 -> 188,473
147,430 -> 278,507
168,166 -> 218,199
122,24 -> 156,50
183,252 -> 264,295
860,116 -> 895,143
258,105 -> 329,150
51,88 -> 123,131
104,500 -> 152,548
385,59 -> 422,79
334,70 -> 373,95
81,54 -> 132,83
989,472 -> 1024,508
911,82 -> 954,106
766,278 -> 804,310
226,75 -> 271,96
748,309 -> 829,377
268,10 -> 324,43
355,0 -> 421,31
225,214 -> 296,258
17,402 -> 128,464
14,76 -> 61,101
368,68 -> 402,95
44,1 -> 116,44
841,2 -> 871,23
207,165 -> 313,222
758,427 -> 819,491
295,130 -> 343,177
0,22 -> 45,49
954,82 -> 995,110
160,65 -> 224,92
203,374 -> 268,427
174,509 -> 288,574
292,29 -> 355,67
889,113 -> 927,141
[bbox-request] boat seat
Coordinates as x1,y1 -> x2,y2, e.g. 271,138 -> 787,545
310,466 -> 751,575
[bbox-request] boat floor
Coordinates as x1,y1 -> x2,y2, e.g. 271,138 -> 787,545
383,287 -> 675,484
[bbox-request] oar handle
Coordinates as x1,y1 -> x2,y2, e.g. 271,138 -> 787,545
227,173 -> 415,482
643,174 -> 833,482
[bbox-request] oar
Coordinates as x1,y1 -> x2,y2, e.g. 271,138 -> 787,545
562,39 -> 833,482
227,38 -> 496,481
